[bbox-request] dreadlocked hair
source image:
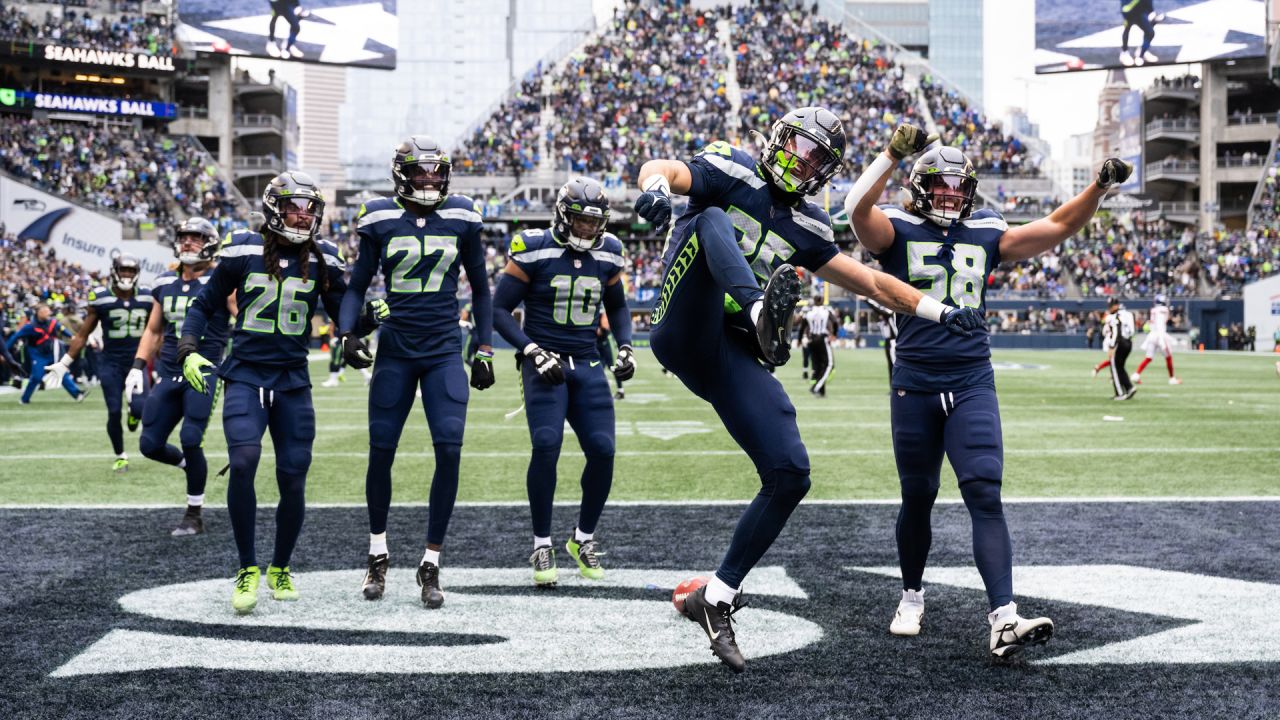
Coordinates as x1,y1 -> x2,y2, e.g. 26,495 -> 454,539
263,232 -> 329,292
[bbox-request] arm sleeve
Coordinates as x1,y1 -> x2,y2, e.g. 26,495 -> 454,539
492,272 -> 533,351
181,261 -> 238,343
602,276 -> 632,346
338,231 -> 379,336
461,223 -> 493,347
320,258 -> 349,331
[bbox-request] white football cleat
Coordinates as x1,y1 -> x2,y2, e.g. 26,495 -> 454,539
1119,50 -> 1134,67
321,377 -> 341,388
988,602 -> 1053,659
1168,377 -> 1182,385
1141,50 -> 1158,64
266,40 -> 282,58
890,588 -> 925,636
1130,372 -> 1142,384
1091,367 -> 1099,378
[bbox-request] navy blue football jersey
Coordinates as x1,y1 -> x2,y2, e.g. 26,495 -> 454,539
87,284 -> 152,366
151,271 -> 230,376
184,229 -> 347,391
872,205 -> 1007,390
664,142 -> 839,282
508,229 -> 626,357
340,194 -> 492,358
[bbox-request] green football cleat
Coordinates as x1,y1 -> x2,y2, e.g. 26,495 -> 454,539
112,458 -> 129,474
266,564 -> 299,601
127,413 -> 140,432
232,566 -> 261,614
565,536 -> 605,580
529,546 -> 558,586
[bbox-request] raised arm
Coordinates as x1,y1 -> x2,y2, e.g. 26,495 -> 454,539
999,159 -> 1131,263
844,124 -> 937,254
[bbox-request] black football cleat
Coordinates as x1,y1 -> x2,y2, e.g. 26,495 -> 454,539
170,506 -> 204,537
362,553 -> 388,600
416,560 -> 445,609
755,264 -> 802,366
682,585 -> 748,673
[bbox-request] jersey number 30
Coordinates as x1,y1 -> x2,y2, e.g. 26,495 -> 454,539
907,241 -> 986,308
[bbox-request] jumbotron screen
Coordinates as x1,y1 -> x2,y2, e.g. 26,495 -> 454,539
176,0 -> 397,69
1034,0 -> 1265,73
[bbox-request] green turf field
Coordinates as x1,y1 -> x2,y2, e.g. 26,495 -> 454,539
0,348 -> 1276,505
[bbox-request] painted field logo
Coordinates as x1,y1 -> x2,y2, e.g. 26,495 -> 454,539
52,566 -> 821,676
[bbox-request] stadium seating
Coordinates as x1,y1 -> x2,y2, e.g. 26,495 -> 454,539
0,1 -> 174,55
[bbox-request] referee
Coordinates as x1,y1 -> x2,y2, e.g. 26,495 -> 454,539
803,296 -> 837,397
1106,298 -> 1137,400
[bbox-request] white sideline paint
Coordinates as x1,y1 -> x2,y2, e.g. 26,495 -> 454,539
4,497 -> 1277,510
848,565 -> 1280,664
50,566 -> 819,677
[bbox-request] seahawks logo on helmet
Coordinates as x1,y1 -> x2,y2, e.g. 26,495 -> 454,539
393,135 -> 451,209
552,177 -> 610,252
908,146 -> 978,227
173,216 -> 220,265
262,171 -> 325,245
110,254 -> 142,293
757,106 -> 846,196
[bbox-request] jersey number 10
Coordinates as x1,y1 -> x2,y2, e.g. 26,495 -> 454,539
549,275 -> 602,326
907,241 -> 986,309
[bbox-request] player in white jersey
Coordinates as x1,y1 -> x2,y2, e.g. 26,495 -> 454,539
1092,308 -> 1116,379
1131,294 -> 1181,385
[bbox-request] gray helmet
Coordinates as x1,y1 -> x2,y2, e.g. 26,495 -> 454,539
392,135 -> 451,209
908,146 -> 978,226
262,171 -> 325,245
758,106 -> 847,196
174,216 -> 219,264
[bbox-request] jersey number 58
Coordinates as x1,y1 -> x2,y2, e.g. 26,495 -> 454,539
907,241 -> 986,309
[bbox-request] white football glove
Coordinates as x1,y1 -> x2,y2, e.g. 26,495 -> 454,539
125,366 -> 147,398
43,354 -> 73,390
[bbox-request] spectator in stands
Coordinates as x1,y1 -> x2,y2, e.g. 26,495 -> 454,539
0,2 -> 173,56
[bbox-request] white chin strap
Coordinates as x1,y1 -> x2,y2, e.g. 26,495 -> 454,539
279,225 -> 314,245
115,277 -> 136,290
178,251 -> 204,264
566,234 -> 596,251
406,188 -> 442,206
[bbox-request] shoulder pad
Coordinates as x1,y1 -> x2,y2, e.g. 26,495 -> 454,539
510,229 -> 549,254
600,233 -> 624,254
223,229 -> 261,247
136,285 -> 154,296
880,205 -> 926,226
435,196 -> 482,224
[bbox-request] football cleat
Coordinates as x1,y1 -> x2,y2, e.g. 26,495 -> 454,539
1119,50 -> 1134,67
989,603 -> 1053,660
75,388 -> 90,403
1168,377 -> 1182,385
171,507 -> 204,536
529,546 -> 558,586
1131,372 -> 1142,384
127,413 -> 140,432
321,377 -> 341,388
288,45 -> 304,59
266,40 -> 282,58
112,458 -> 129,474
362,554 -> 389,600
614,388 -> 624,401
416,560 -> 445,608
1141,50 -> 1158,64
756,264 -> 803,366
889,588 -> 925,636
565,536 -> 605,580
1114,388 -> 1138,401
232,566 -> 261,614
681,585 -> 747,673
266,565 -> 299,601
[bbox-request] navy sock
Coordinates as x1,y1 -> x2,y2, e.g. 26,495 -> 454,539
182,444 -> 207,497
271,471 -> 307,568
715,469 -> 810,589
426,443 -> 461,546
895,488 -> 938,591
107,411 -> 124,455
961,479 -> 1013,609
365,446 -> 397,535
526,445 -> 560,538
227,445 -> 261,569
576,453 -> 613,536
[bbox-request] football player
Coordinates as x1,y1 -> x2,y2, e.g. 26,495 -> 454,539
1131,294 -> 1180,385
130,217 -> 233,536
5,303 -> 85,404
179,171 -> 368,615
633,107 -> 984,673
844,123 -> 1132,659
1119,0 -> 1163,67
493,177 -> 635,586
45,255 -> 152,473
338,136 -> 495,608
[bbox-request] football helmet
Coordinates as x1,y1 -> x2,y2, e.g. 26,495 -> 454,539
262,171 -> 325,245
393,135 -> 451,209
757,106 -> 846,196
173,216 -> 220,264
110,253 -> 141,292
908,146 -> 978,226
552,177 -> 610,252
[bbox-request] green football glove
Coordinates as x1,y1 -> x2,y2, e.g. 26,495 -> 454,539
365,298 -> 390,323
178,335 -> 216,394
887,123 -> 940,161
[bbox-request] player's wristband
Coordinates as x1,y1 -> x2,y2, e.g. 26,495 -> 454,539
476,349 -> 494,359
522,343 -> 540,356
131,357 -> 147,371
641,174 -> 671,196
914,295 -> 948,324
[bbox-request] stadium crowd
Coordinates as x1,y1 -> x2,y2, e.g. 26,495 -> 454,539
0,114 -> 247,234
0,1 -> 174,56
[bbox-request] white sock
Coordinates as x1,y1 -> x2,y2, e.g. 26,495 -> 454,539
988,601 -> 1018,625
329,370 -> 340,381
187,494 -> 204,507
369,532 -> 387,557
748,300 -> 763,326
705,576 -> 737,606
573,527 -> 592,543
533,535 -> 552,550
421,547 -> 440,566
117,452 -> 128,460
902,588 -> 924,605
178,458 -> 187,469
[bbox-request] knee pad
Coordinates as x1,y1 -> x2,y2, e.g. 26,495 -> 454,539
581,432 -> 615,458
178,421 -> 207,449
530,427 -> 564,453
229,445 -> 262,475
138,430 -> 165,458
762,468 -> 811,504
695,205 -> 731,228
276,445 -> 312,477
959,478 -> 1004,516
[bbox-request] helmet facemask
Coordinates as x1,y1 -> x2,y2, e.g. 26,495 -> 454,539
394,160 -> 450,208
762,124 -> 842,196
913,172 -> 977,226
558,205 -> 608,252
110,260 -> 139,292
269,195 -> 324,245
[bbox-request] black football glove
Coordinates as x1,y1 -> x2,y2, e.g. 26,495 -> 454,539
470,350 -> 495,390
941,306 -> 985,338
612,344 -> 636,382
525,344 -> 565,385
634,187 -> 672,231
1096,158 -> 1133,190
360,298 -> 389,334
887,123 -> 939,161
342,332 -> 374,369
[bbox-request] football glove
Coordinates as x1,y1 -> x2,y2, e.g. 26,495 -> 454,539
612,344 -> 636,382
43,353 -> 73,390
364,298 -> 389,324
124,363 -> 146,398
941,306 -> 985,338
342,332 -> 374,369
470,349 -> 495,390
634,176 -> 673,230
524,343 -> 564,385
1095,158 -> 1133,190
179,341 -> 215,394
887,123 -> 939,161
